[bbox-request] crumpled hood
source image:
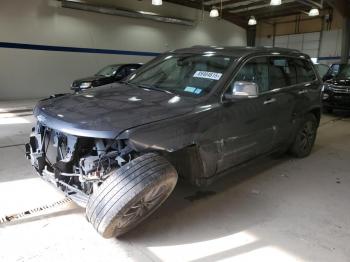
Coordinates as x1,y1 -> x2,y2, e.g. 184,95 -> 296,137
34,83 -> 198,138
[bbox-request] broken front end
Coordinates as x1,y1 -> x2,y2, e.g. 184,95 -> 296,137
25,122 -> 135,207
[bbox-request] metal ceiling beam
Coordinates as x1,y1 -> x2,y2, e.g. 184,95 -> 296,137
224,0 -> 264,9
203,0 -> 233,6
61,1 -> 196,26
225,0 -> 266,11
164,0 -> 248,28
229,0 -> 296,13
298,0 -> 323,8
257,11 -> 305,19
237,2 -> 307,15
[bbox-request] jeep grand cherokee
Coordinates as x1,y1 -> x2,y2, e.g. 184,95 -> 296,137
26,46 -> 322,238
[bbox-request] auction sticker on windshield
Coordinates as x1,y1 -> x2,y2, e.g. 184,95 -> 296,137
193,71 -> 222,80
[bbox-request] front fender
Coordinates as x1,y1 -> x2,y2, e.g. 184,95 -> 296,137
116,106 -> 222,183
119,114 -> 196,153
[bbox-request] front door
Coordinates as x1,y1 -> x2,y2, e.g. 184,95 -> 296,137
217,56 -> 277,172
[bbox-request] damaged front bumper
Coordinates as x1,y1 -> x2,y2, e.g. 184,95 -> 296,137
25,122 -> 131,207
25,124 -> 91,207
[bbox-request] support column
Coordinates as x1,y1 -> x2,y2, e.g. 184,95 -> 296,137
247,26 -> 256,47
340,17 -> 350,63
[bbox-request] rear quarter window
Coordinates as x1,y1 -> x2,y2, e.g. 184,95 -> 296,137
293,58 -> 316,83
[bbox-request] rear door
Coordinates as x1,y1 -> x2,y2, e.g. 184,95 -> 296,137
265,56 -> 298,146
292,58 -> 320,114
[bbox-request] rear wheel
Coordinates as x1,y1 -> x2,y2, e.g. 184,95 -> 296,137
290,114 -> 317,158
289,114 -> 318,158
86,153 -> 178,238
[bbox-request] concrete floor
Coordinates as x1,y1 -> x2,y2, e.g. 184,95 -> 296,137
0,100 -> 349,262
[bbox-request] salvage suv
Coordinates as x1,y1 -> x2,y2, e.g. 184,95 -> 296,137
26,46 -> 322,238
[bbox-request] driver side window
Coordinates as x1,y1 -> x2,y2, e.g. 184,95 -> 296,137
232,57 -> 269,93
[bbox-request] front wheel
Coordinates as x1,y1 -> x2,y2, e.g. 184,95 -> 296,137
289,114 -> 318,158
86,153 -> 178,238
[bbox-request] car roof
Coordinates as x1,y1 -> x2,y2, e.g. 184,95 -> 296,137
171,45 -> 309,59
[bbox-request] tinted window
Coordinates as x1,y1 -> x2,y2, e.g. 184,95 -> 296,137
336,64 -> 350,79
233,57 -> 269,93
96,65 -> 121,77
268,57 -> 296,89
293,59 -> 316,83
331,64 -> 340,76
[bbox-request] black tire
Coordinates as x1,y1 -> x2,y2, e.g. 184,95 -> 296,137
86,153 -> 177,238
289,114 -> 318,158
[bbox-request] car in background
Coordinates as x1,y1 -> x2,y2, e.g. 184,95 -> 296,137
322,63 -> 350,113
322,63 -> 346,81
314,64 -> 329,80
71,63 -> 143,92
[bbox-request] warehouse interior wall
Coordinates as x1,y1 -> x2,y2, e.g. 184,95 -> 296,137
255,9 -> 349,65
0,0 -> 246,100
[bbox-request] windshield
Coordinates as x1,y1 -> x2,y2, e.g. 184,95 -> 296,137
96,65 -> 120,77
126,54 -> 235,97
337,64 -> 350,79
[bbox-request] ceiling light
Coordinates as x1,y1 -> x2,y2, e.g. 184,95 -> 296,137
308,8 -> 319,16
248,16 -> 257,25
209,7 -> 219,18
152,0 -> 162,6
270,0 -> 282,5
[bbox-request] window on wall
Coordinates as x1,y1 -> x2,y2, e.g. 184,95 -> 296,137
233,57 -> 269,93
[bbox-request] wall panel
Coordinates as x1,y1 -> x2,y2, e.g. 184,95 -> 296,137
0,0 -> 246,100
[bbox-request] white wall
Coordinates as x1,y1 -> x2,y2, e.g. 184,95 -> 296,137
0,0 -> 246,100
256,29 -> 349,65
318,29 -> 343,64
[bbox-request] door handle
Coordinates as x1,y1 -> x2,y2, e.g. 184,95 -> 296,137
298,89 -> 308,94
263,98 -> 276,105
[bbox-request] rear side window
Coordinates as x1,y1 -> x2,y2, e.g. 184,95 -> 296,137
293,59 -> 316,83
268,57 -> 297,89
233,57 -> 269,92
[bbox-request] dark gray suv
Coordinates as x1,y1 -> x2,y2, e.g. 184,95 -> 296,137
26,46 -> 322,238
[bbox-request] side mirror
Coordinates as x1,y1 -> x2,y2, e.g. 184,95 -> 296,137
224,81 -> 258,100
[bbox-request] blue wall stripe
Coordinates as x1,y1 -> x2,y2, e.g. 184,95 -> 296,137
0,41 -> 348,60
0,41 -> 160,57
318,56 -> 349,61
